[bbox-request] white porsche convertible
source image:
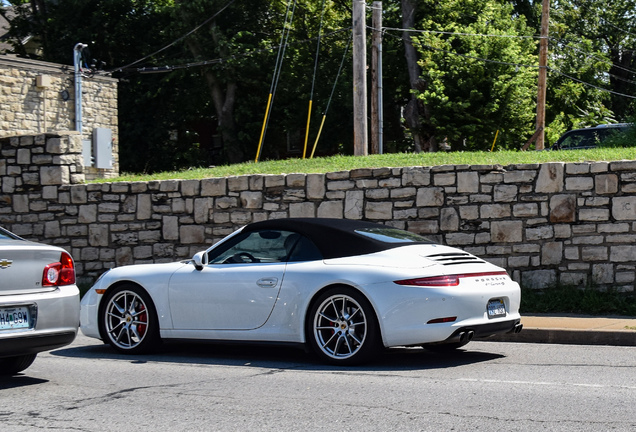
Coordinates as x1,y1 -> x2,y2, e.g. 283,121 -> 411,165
81,218 -> 522,365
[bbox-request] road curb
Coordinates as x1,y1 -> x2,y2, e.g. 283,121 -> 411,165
490,328 -> 636,346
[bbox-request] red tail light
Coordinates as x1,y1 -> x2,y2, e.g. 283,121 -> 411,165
42,252 -> 76,286
395,271 -> 508,287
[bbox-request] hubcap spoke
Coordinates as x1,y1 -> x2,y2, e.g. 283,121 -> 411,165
105,291 -> 149,350
314,293 -> 367,360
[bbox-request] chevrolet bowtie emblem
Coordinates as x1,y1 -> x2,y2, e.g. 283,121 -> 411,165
0,259 -> 13,269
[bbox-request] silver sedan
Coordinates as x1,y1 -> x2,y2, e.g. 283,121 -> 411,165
0,226 -> 80,375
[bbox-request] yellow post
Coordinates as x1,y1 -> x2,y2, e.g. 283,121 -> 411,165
490,129 -> 500,152
255,93 -> 273,162
303,100 -> 313,159
310,115 -> 327,158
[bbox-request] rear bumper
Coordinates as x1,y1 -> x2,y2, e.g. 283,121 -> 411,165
0,284 -> 79,357
446,318 -> 522,341
0,331 -> 77,358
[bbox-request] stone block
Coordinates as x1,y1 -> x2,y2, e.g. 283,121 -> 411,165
549,194 -> 576,223
180,225 -> 205,244
194,198 -> 211,224
201,178 -> 227,196
433,172 -> 455,186
40,165 -> 70,185
610,246 -> 636,262
16,148 -> 30,164
457,171 -> 479,193
541,242 -> 563,265
365,201 -> 392,219
215,196 -> 238,209
595,174 -> 618,195
328,180 -> 355,191
317,200 -> 343,218
579,209 -> 610,221
162,216 -> 179,240
522,269 -> 557,289
612,196 -> 636,220
445,232 -> 476,246
416,187 -> 444,207
565,176 -> 594,191
480,204 -> 511,219
440,207 -> 459,231
535,163 -> 563,192
491,220 -> 522,243
89,224 -> 109,247
228,176 -> 249,191
504,170 -> 536,184
493,184 -> 517,202
513,203 -> 538,218
344,190 -> 364,219
402,167 -> 430,186
289,202 -> 315,218
77,204 -> 97,223
592,263 -> 615,284
286,174 -> 306,188
46,137 -> 67,154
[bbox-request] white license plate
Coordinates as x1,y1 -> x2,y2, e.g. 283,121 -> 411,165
0,306 -> 31,330
487,299 -> 506,319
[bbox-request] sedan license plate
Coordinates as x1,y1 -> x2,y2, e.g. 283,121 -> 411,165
0,306 -> 31,331
487,299 -> 506,319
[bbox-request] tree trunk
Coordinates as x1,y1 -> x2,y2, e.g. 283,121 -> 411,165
401,0 -> 435,152
179,4 -> 243,163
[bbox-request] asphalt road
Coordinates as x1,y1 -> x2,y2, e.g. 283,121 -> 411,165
1,334 -> 635,431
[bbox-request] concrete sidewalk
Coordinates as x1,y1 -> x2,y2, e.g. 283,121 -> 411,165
490,314 -> 636,346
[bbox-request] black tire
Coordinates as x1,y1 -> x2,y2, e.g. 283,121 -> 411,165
100,284 -> 161,354
306,287 -> 380,365
0,354 -> 37,375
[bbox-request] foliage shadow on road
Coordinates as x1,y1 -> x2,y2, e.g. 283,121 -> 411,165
53,339 -> 504,372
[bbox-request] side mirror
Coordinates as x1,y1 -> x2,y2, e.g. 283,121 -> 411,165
192,252 -> 208,271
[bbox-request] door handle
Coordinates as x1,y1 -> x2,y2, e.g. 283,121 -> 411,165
257,277 -> 278,288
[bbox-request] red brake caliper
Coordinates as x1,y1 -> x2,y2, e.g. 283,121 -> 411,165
138,304 -> 147,336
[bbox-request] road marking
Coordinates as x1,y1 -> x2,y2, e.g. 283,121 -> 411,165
457,378 -> 636,390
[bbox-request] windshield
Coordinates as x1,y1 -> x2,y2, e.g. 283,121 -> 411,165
355,227 -> 434,244
0,227 -> 20,241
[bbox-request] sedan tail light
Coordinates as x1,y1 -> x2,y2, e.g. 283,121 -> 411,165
42,252 -> 76,286
394,271 -> 508,287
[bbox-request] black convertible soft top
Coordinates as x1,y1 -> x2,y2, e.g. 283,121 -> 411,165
243,218 -> 432,260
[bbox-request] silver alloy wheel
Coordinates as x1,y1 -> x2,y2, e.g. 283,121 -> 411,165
313,294 -> 368,360
104,290 -> 150,350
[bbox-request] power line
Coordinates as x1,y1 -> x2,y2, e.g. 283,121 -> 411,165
550,37 -> 636,76
548,67 -> 636,99
385,28 -> 636,100
130,29 -> 350,75
382,30 -> 540,70
112,0 -> 237,73
602,19 -> 636,38
382,26 -> 542,40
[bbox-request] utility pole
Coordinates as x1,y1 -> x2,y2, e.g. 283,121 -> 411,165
352,0 -> 368,156
73,43 -> 88,134
535,0 -> 550,150
371,1 -> 383,154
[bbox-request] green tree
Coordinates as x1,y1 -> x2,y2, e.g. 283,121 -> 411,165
3,0 -> 355,170
402,0 -> 538,151
545,0 -> 636,143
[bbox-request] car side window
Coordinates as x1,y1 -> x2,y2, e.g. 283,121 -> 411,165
286,235 -> 323,262
560,130 -> 596,149
207,230 -> 320,264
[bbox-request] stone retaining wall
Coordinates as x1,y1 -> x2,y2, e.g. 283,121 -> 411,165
1,142 -> 636,291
